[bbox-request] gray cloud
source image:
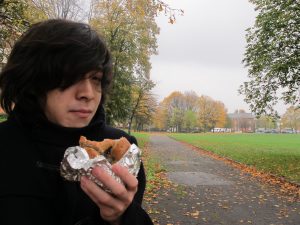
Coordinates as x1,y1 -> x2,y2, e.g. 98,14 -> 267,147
150,0 -> 287,114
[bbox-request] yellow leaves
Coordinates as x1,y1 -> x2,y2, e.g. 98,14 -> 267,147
281,106 -> 300,131
184,210 -> 200,219
169,17 -> 175,24
190,210 -> 200,217
158,4 -> 164,12
155,1 -> 184,24
143,145 -> 174,197
197,95 -> 227,130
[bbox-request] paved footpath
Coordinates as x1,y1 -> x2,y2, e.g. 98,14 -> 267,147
143,135 -> 300,225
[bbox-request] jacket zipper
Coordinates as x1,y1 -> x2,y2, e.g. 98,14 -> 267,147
36,161 -> 60,172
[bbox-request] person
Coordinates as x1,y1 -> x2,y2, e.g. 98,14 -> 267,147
0,19 -> 153,225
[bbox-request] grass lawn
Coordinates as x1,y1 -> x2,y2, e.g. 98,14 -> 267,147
169,133 -> 300,183
131,132 -> 150,149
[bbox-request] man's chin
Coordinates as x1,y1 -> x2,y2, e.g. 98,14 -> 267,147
63,119 -> 92,128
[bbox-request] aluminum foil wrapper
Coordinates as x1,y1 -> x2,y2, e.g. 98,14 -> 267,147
60,144 -> 141,192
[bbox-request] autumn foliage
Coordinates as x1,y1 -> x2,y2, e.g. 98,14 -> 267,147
153,91 -> 227,132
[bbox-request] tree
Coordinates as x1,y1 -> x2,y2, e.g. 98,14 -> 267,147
29,0 -> 87,21
153,0 -> 184,24
197,96 -> 210,131
182,91 -> 198,132
239,0 -> 300,117
0,0 -> 30,65
1,0 -> 90,64
281,106 -> 300,131
162,91 -> 185,132
255,115 -> 277,130
224,115 -> 232,129
156,91 -> 185,132
214,101 -> 227,128
132,92 -> 157,132
183,109 -> 197,132
127,76 -> 155,134
183,90 -> 198,112
197,96 -> 227,132
90,0 -> 159,124
152,101 -> 168,131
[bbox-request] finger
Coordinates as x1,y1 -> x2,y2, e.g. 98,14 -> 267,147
91,167 -> 133,204
112,164 -> 138,192
91,166 -> 127,193
80,176 -> 121,208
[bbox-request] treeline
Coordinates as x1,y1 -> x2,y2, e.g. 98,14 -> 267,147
131,90 -> 228,133
257,106 -> 300,132
130,90 -> 300,133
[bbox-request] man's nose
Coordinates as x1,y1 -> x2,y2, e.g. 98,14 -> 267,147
76,79 -> 95,100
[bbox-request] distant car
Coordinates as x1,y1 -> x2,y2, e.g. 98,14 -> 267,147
256,128 -> 265,133
211,128 -> 231,133
281,128 -> 294,134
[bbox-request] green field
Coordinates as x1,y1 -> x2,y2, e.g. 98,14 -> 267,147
131,132 -> 150,149
169,133 -> 300,183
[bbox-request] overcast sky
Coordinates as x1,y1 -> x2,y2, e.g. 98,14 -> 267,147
150,0 -> 287,115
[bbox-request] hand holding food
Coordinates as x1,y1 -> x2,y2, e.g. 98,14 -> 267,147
60,136 -> 141,192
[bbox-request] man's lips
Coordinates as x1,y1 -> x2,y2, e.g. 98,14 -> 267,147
69,109 -> 93,118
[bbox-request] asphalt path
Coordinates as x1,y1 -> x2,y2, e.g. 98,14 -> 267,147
143,134 -> 300,225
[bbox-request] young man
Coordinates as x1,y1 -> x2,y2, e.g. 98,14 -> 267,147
0,19 -> 153,225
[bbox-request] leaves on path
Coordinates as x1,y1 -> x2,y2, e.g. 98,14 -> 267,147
180,141 -> 300,202
142,145 -> 178,224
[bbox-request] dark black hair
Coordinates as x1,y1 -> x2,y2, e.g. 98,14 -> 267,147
0,19 -> 112,116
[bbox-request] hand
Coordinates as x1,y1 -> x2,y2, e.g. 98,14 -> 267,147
80,164 -> 138,225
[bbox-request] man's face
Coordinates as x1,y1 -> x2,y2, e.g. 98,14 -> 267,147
44,71 -> 103,128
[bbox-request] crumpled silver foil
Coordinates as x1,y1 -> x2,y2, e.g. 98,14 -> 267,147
60,144 -> 141,192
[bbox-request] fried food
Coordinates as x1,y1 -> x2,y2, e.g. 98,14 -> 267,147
79,136 -> 131,163
111,137 -> 131,162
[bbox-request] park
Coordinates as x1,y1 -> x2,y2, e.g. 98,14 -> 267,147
1,0 -> 300,225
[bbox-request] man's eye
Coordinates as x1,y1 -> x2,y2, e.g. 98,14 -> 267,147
91,76 -> 102,83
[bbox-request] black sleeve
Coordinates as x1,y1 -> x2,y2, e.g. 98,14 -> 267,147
133,162 -> 146,205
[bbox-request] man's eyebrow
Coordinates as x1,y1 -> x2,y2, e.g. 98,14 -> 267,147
94,70 -> 103,75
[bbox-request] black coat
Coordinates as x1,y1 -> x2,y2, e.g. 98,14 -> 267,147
0,109 -> 153,225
